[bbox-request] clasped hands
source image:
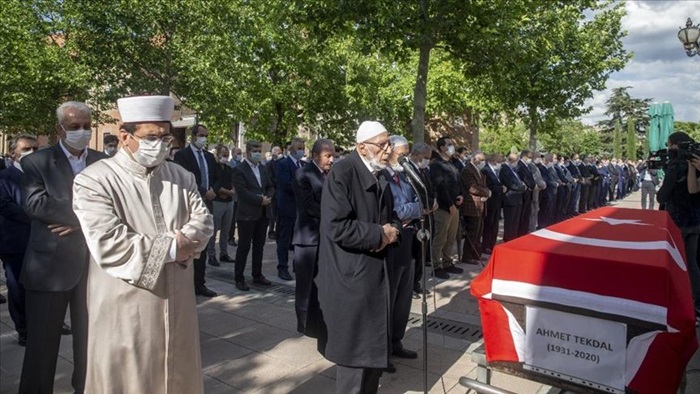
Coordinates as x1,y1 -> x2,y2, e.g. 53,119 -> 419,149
372,224 -> 399,252
174,230 -> 201,262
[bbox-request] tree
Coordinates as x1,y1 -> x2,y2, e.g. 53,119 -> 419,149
0,0 -> 90,134
599,86 -> 651,136
626,116 -> 637,160
471,1 -> 629,151
539,120 -> 603,156
613,118 -> 622,159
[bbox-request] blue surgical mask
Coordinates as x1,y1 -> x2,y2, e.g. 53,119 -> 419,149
250,152 -> 263,163
293,149 -> 305,160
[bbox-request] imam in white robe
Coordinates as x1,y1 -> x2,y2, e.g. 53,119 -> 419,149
72,149 -> 213,394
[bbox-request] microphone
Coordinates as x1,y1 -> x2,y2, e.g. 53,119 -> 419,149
398,156 -> 427,190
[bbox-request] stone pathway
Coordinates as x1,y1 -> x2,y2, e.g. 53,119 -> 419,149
1,189 -> 698,393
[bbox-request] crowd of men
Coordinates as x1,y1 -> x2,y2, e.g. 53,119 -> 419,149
0,97 -> 644,394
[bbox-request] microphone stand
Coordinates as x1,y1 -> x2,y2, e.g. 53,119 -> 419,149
403,171 -> 430,394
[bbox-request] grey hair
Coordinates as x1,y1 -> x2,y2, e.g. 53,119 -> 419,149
9,134 -> 38,153
312,139 -> 335,155
471,150 -> 485,159
291,137 -> 305,145
56,101 -> 91,124
389,135 -> 409,149
411,142 -> 432,156
544,153 -> 554,162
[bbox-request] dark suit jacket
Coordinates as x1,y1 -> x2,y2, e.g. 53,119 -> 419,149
408,160 -> 435,209
232,160 -> 273,221
292,162 -> 324,246
430,157 -> 462,212
276,157 -> 305,218
567,162 -> 581,179
516,160 -> 536,190
21,144 -> 106,291
173,145 -> 217,203
499,164 -> 525,207
0,166 -> 31,255
460,163 -> 490,216
537,163 -> 558,200
482,165 -> 503,212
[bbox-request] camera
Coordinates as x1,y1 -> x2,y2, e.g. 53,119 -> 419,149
647,140 -> 700,170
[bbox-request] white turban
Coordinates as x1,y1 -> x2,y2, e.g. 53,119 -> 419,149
117,96 -> 174,123
356,121 -> 387,143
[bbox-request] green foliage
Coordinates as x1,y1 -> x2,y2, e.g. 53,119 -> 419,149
0,0 -> 90,134
613,118 -> 622,159
538,120 -> 603,156
598,86 -> 651,135
626,116 -> 637,160
676,121 -> 700,142
479,122 -> 528,155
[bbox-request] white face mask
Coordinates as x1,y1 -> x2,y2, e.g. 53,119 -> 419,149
494,163 -> 502,171
446,145 -> 456,156
63,127 -> 92,151
418,159 -> 430,169
193,137 -> 207,149
391,164 -> 404,172
524,158 -> 532,164
105,146 -> 117,156
219,157 -> 229,164
130,136 -> 169,167
476,161 -> 485,170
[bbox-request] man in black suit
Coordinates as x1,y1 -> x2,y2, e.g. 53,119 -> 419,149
275,137 -> 306,281
565,156 -> 582,215
587,156 -> 601,210
481,153 -> 504,253
173,124 -> 218,297
19,101 -> 107,393
608,158 -> 619,201
292,139 -> 333,335
575,154 -> 592,213
231,140 -> 274,291
500,153 -> 526,242
537,154 -> 559,229
0,134 -> 39,346
516,150 -> 536,236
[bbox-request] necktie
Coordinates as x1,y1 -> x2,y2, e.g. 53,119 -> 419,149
196,150 -> 208,190
393,173 -> 400,185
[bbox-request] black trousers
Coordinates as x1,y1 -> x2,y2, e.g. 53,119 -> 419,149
518,190 -> 533,236
228,201 -> 238,242
588,183 -> 598,210
336,365 -> 383,394
20,273 -> 88,394
276,216 -> 295,270
194,201 -> 214,288
538,198 -> 553,229
0,253 -> 26,335
578,184 -> 590,213
235,216 -> 269,282
554,187 -> 568,222
294,244 -> 320,334
502,205 -> 521,242
389,228 -> 414,349
482,207 -> 500,251
461,215 -> 484,261
609,178 -> 617,201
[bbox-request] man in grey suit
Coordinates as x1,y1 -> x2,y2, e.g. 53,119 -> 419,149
20,101 -> 107,393
528,153 -> 547,232
231,140 -> 274,291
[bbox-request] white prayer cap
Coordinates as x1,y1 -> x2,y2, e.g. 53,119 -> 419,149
389,135 -> 409,148
117,96 -> 174,123
356,121 -> 387,143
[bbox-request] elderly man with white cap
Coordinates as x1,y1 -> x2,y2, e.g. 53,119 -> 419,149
316,121 -> 401,394
72,95 -> 213,394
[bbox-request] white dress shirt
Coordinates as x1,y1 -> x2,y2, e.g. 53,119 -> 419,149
245,159 -> 262,187
59,139 -> 88,175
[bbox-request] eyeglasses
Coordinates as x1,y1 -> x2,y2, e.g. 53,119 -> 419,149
364,140 -> 391,151
132,134 -> 175,145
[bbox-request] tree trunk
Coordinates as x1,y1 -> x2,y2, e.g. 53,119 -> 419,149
528,107 -> 538,151
411,42 -> 432,144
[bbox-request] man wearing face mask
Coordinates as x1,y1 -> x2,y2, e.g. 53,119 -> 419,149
516,150 -> 536,236
274,137 -> 306,281
0,134 -> 39,347
103,134 -> 119,157
72,95 -> 213,393
174,123 -> 218,297
207,145 -> 236,264
430,137 -> 464,278
19,101 -> 107,394
527,153 -> 546,232
500,153 -> 526,242
459,151 -> 490,264
227,147 -> 243,247
231,140 -> 274,291
481,153 -> 504,253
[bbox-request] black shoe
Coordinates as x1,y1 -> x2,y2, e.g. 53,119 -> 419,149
413,283 -> 431,296
0,294 -> 5,304
195,286 -> 218,297
228,239 -> 238,246
17,333 -> 26,347
393,347 -> 418,359
445,265 -> 464,274
268,231 -> 277,240
208,257 -> 220,267
61,323 -> 72,335
235,281 -> 250,291
278,269 -> 293,281
433,268 -> 450,279
253,276 -> 272,286
219,254 -> 235,263
383,362 -> 397,373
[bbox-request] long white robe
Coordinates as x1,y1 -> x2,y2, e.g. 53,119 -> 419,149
72,150 -> 213,394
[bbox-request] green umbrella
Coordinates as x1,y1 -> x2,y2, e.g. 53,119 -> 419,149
659,101 -> 674,149
647,103 -> 662,152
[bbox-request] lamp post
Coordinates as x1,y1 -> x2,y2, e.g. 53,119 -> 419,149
677,17 -> 700,57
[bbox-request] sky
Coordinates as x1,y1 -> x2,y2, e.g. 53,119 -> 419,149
579,0 -> 700,125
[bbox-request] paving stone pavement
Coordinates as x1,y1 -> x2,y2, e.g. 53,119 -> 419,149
1,189 -> 698,393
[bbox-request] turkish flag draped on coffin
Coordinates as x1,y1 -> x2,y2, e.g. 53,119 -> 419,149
471,207 -> 698,394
